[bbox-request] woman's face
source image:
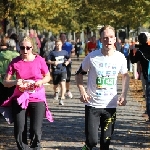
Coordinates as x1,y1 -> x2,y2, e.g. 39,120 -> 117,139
20,41 -> 33,58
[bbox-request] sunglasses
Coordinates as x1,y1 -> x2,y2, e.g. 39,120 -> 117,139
20,46 -> 32,50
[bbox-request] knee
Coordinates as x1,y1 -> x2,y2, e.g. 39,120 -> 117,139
88,137 -> 98,147
31,127 -> 41,136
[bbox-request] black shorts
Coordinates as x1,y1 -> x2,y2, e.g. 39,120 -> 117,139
66,63 -> 72,82
52,72 -> 67,85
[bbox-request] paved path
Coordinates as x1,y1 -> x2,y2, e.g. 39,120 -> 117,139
0,56 -> 150,150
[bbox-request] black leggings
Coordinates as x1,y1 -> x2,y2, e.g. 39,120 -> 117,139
66,63 -> 72,82
85,105 -> 116,150
125,56 -> 130,71
12,101 -> 46,150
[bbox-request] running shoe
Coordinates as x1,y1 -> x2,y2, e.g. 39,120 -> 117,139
54,92 -> 59,100
81,145 -> 90,150
59,98 -> 64,105
65,91 -> 73,98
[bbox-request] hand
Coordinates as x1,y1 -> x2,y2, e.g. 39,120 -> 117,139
54,61 -> 59,66
35,80 -> 43,87
16,79 -> 24,87
80,92 -> 91,103
117,95 -> 127,106
64,61 -> 69,66
71,49 -> 75,52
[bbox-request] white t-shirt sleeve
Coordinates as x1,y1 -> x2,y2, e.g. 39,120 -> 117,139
119,55 -> 128,74
81,55 -> 90,72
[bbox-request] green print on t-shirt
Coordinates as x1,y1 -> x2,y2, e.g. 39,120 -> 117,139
96,77 -> 115,88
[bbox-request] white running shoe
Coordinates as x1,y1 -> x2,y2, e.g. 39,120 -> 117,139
53,92 -> 59,100
59,99 -> 64,105
65,91 -> 73,99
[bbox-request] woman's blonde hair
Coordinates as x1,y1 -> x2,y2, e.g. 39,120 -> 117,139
19,36 -> 38,54
19,36 -> 33,46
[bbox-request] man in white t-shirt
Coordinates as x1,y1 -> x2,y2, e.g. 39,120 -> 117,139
75,25 -> 130,150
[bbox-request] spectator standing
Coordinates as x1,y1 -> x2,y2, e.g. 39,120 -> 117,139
29,29 -> 41,54
75,38 -> 82,60
43,36 -> 55,59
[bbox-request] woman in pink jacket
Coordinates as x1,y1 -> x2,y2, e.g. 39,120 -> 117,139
3,36 -> 53,150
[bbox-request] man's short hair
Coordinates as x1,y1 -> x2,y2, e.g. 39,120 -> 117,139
99,25 -> 115,37
55,39 -> 62,43
60,33 -> 66,37
138,33 -> 147,44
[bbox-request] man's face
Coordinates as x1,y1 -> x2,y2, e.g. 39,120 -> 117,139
30,29 -> 34,35
92,36 -> 96,42
55,41 -> 62,49
100,28 -> 116,51
60,34 -> 66,42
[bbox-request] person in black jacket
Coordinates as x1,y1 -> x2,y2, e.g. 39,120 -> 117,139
74,38 -> 82,60
130,33 -> 150,123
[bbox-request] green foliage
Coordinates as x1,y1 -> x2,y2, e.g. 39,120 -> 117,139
0,0 -> 150,33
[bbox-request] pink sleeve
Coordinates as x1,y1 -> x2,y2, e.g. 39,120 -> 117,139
40,57 -> 49,75
6,61 -> 15,75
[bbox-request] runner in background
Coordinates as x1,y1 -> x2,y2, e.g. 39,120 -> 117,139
87,35 -> 97,53
60,33 -> 74,99
47,40 -> 70,105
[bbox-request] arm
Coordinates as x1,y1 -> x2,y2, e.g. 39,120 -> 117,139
71,45 -> 75,53
3,74 -> 23,88
41,72 -> 50,84
47,52 -> 58,66
118,54 -> 130,106
75,65 -> 90,102
118,73 -> 130,106
121,73 -> 130,98
75,73 -> 86,96
47,60 -> 58,66
64,51 -> 71,66
3,74 -> 16,87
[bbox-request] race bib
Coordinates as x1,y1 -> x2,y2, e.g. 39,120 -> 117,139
18,80 -> 37,93
96,77 -> 115,89
55,56 -> 65,64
